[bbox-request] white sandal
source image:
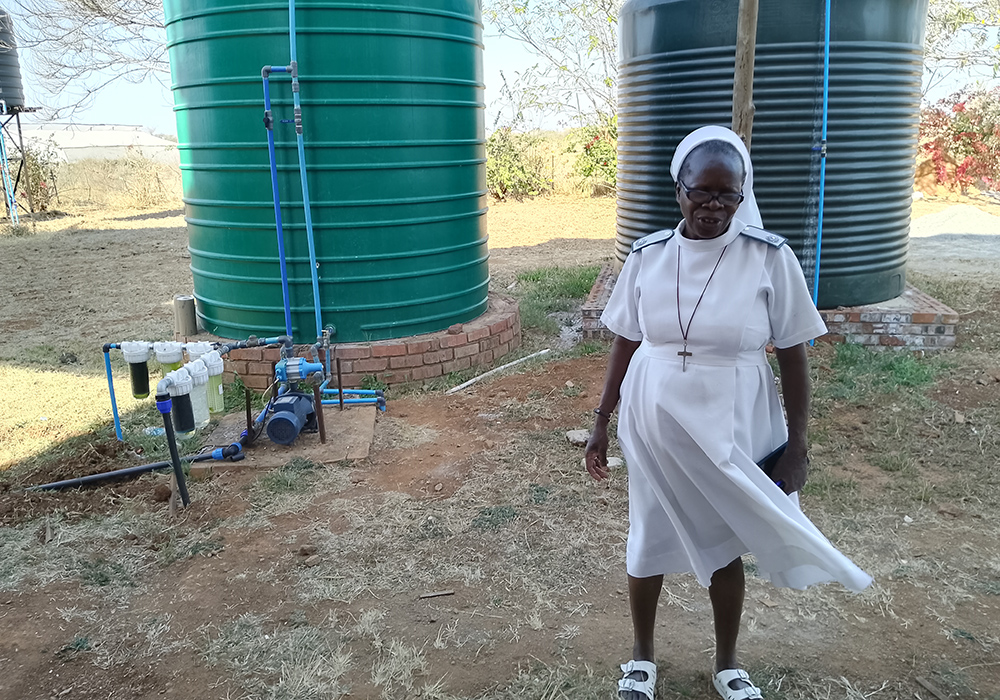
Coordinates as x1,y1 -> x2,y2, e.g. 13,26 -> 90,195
712,669 -> 763,700
618,659 -> 657,699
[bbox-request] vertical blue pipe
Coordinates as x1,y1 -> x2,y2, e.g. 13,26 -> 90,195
104,345 -> 123,441
263,68 -> 294,337
288,0 -> 324,339
812,0 -> 831,306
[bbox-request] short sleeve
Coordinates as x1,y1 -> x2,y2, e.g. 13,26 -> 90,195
601,251 -> 643,341
766,245 -> 827,348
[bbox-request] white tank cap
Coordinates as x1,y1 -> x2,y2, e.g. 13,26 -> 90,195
167,368 -> 193,396
202,350 -> 224,376
120,341 -> 151,364
154,341 -> 184,364
185,341 -> 214,362
187,359 -> 209,385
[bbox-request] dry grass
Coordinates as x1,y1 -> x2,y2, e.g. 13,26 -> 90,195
56,155 -> 183,211
4,193 -> 1000,698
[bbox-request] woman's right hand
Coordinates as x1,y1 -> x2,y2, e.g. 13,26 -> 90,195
585,420 -> 610,480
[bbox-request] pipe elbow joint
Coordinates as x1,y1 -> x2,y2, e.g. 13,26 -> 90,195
103,343 -> 114,353
155,392 -> 172,415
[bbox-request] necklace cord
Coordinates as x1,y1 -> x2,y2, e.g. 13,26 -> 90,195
676,245 -> 729,342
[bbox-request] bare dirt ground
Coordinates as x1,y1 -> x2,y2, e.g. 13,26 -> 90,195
1,191 -> 1000,700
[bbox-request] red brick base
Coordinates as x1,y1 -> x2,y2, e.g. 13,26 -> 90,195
223,293 -> 521,389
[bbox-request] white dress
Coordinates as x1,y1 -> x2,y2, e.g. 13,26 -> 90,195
601,218 -> 872,592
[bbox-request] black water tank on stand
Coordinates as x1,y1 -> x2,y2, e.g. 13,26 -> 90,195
0,10 -> 26,111
616,0 -> 928,307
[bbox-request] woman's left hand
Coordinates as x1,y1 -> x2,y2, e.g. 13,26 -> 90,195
769,446 -> 808,494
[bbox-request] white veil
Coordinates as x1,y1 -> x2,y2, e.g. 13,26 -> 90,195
669,125 -> 763,228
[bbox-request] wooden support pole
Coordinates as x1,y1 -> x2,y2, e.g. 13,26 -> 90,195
732,0 -> 759,150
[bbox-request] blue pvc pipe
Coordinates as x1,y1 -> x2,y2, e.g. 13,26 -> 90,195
321,387 -> 382,396
288,0 -> 323,339
812,0 -> 831,306
262,69 -> 294,337
103,344 -> 123,441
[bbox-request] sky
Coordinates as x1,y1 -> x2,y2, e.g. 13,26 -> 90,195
9,16 -> 996,137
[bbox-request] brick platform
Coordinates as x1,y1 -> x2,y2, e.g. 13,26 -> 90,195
223,293 -> 521,389
816,286 -> 959,349
582,263 -> 959,350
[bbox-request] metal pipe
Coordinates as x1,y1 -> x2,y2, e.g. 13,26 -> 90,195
15,113 -> 34,216
312,385 -> 326,443
336,358 -> 344,411
103,343 -> 123,441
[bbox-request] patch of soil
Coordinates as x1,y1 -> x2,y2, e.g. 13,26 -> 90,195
0,439 -> 163,525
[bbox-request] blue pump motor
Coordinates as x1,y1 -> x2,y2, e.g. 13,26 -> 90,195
265,392 -> 316,445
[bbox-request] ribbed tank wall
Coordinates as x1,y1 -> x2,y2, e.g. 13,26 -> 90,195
164,0 -> 488,341
617,0 -> 927,307
0,11 -> 26,109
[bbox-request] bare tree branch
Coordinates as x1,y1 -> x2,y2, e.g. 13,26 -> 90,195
485,0 -> 623,122
7,0 -> 168,117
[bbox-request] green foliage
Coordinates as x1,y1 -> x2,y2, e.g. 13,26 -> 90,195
487,126 -> 549,200
820,343 -> 939,402
254,458 -> 320,497
566,114 -> 617,192
17,142 -> 60,212
360,374 -> 388,391
471,505 -> 519,531
920,86 -> 1000,190
512,265 -> 600,337
223,375 -> 266,412
924,0 -> 1000,92
484,0 -> 622,118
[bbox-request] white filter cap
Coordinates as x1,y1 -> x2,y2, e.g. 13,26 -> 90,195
187,359 -> 209,385
203,350 -> 225,376
167,368 -> 193,396
185,341 -> 213,361
154,341 -> 184,364
120,341 -> 151,364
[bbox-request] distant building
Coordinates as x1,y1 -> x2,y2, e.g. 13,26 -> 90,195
17,123 -> 179,165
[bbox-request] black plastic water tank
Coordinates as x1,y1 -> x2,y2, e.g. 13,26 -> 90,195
616,0 -> 928,307
0,10 -> 26,111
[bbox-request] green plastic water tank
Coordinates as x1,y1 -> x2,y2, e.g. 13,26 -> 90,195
164,0 -> 488,341
617,0 -> 927,307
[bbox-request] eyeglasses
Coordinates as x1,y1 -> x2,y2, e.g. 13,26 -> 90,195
678,178 -> 745,207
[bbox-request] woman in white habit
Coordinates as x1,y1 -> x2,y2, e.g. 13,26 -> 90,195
585,126 -> 873,700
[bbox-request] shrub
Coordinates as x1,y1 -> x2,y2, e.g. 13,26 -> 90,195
12,141 -> 60,212
486,127 -> 549,200
566,114 -> 617,194
920,87 -> 1000,192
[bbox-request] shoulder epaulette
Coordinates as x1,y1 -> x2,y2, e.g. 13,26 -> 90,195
740,226 -> 787,248
631,229 -> 675,253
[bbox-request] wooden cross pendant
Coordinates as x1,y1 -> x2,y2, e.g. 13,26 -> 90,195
678,343 -> 692,372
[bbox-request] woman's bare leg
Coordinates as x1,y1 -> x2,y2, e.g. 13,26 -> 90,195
619,573 -> 663,699
709,557 -> 750,690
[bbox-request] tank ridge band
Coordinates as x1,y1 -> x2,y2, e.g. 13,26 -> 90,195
631,228 -> 676,253
740,227 -> 787,248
